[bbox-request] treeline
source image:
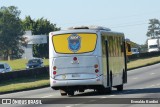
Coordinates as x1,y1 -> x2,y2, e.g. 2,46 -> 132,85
0,6 -> 60,60
147,19 -> 160,38
22,16 -> 60,58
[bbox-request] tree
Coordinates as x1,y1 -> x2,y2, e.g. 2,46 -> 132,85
22,16 -> 35,32
0,6 -> 24,60
22,16 -> 60,58
146,19 -> 160,38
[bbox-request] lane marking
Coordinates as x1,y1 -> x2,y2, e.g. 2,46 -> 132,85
74,104 -> 80,106
150,73 -> 155,75
65,106 -> 73,107
40,95 -> 53,98
133,77 -> 138,80
109,95 -> 115,97
150,85 -> 155,87
157,83 -> 160,86
101,96 -> 107,98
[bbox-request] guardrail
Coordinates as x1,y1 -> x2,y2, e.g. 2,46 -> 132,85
0,67 -> 49,82
128,51 -> 160,60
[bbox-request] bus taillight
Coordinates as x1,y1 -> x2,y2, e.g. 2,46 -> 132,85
53,71 -> 57,75
94,64 -> 98,68
53,66 -> 57,70
95,69 -> 99,73
94,64 -> 99,73
53,66 -> 57,75
73,57 -> 77,61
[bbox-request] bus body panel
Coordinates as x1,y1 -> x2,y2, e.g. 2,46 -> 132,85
50,75 -> 103,87
101,31 -> 126,87
49,28 -> 127,94
51,56 -> 100,80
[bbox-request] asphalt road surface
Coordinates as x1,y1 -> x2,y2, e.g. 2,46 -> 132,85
0,63 -> 160,107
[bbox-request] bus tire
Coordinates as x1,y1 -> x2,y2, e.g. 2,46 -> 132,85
79,89 -> 84,93
123,69 -> 127,83
60,90 -> 67,96
68,91 -> 74,96
116,85 -> 123,91
97,89 -> 104,94
105,87 -> 112,94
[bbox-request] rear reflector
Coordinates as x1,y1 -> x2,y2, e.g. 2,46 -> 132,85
73,57 -> 77,61
94,64 -> 98,68
53,71 -> 57,75
53,66 -> 57,70
95,69 -> 99,73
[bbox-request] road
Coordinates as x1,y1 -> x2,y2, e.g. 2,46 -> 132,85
0,63 -> 160,107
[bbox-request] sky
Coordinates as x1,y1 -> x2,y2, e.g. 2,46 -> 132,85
1,0 -> 160,44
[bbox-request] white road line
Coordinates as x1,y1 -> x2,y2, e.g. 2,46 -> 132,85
65,106 -> 73,107
74,104 -> 80,106
146,85 -> 156,88
109,95 -> 116,97
133,77 -> 138,80
101,96 -> 107,98
157,83 -> 160,86
40,95 -> 53,98
151,73 -> 155,75
150,85 -> 156,87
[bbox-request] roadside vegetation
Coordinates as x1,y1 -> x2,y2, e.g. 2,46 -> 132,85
127,56 -> 160,69
0,76 -> 49,94
1,59 -> 49,70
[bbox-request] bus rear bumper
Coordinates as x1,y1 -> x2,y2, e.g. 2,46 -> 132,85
50,75 -> 103,89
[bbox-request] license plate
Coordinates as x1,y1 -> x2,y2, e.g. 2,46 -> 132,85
72,74 -> 80,77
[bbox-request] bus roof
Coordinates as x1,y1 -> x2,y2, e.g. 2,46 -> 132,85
50,26 -> 123,36
67,26 -> 111,31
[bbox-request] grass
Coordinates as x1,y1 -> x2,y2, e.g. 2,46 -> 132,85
127,56 -> 160,69
1,59 -> 49,71
0,76 -> 49,94
1,56 -> 160,94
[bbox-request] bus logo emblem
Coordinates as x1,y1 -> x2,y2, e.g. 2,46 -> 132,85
68,34 -> 81,52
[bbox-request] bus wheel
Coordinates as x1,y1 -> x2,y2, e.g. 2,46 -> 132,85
97,87 -> 111,94
68,91 -> 74,96
105,87 -> 112,94
116,85 -> 123,91
60,90 -> 67,96
79,89 -> 84,93
97,89 -> 104,94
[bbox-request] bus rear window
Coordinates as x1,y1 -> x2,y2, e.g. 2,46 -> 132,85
52,33 -> 97,54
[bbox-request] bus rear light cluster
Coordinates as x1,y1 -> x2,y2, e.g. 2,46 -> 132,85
95,69 -> 99,73
94,64 -> 99,73
53,66 -> 57,75
73,57 -> 77,61
53,66 -> 57,70
94,64 -> 98,68
53,71 -> 57,75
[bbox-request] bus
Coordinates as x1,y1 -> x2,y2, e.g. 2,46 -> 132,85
49,26 -> 127,96
125,39 -> 132,62
125,39 -> 132,56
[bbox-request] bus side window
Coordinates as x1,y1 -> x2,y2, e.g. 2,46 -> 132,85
127,43 -> 131,52
121,43 -> 124,52
121,38 -> 124,52
101,36 -> 106,56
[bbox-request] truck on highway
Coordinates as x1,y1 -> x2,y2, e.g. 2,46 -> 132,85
148,38 -> 160,52
49,26 -> 127,96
